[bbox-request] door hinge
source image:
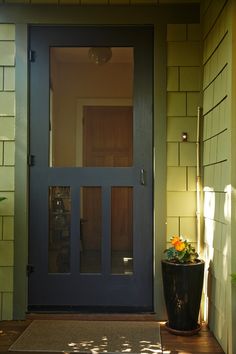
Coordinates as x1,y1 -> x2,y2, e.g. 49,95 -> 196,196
28,154 -> 35,166
27,264 -> 35,276
29,50 -> 36,62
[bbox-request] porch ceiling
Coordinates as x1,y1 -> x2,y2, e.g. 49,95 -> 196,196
0,0 -> 200,4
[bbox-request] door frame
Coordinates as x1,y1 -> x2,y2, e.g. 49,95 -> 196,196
8,4 -> 200,319
14,20 -> 164,319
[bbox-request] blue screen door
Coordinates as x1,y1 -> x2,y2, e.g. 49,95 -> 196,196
28,26 -> 153,311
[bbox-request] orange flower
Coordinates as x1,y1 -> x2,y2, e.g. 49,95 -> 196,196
171,236 -> 180,246
165,235 -> 198,263
174,240 -> 185,252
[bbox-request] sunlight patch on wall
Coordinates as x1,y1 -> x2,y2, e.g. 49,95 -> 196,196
203,186 -> 215,220
224,184 -> 231,222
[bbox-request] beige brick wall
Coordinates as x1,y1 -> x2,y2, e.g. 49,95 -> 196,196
0,24 -> 15,320
202,0 -> 230,352
166,23 -> 201,247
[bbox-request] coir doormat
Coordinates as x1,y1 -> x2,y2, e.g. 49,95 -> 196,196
9,320 -> 162,353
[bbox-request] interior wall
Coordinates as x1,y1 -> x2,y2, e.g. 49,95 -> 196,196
201,0 -> 231,352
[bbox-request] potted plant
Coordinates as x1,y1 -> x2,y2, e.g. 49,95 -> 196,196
162,235 -> 205,336
232,274 -> 236,284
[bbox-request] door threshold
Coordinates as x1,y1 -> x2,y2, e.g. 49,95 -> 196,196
27,313 -> 158,321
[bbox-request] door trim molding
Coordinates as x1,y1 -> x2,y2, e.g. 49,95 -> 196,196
14,24 -> 29,319
153,24 -> 167,319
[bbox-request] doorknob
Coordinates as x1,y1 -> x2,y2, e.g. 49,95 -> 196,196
140,169 -> 146,185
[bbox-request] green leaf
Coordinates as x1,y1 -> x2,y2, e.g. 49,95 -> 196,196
231,274 -> 236,284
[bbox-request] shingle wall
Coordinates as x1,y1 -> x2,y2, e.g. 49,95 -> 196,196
202,0 -> 230,352
166,23 -> 201,245
0,24 -> 15,320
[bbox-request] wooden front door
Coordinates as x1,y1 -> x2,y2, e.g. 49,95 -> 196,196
82,106 -> 133,273
28,26 -> 153,311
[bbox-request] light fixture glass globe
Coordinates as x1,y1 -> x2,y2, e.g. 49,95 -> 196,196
88,47 -> 112,65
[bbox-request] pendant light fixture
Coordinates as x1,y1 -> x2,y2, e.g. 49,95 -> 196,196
88,47 -> 112,65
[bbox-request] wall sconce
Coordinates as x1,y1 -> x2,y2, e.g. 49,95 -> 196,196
182,132 -> 188,142
88,47 -> 112,65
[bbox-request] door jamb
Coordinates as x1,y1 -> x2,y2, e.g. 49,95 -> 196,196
14,24 -> 29,319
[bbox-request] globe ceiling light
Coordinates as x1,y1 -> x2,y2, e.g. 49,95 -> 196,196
88,47 -> 112,65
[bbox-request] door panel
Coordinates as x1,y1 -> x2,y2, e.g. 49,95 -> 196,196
111,186 -> 133,274
83,106 -> 133,167
48,186 -> 71,274
80,186 -> 102,273
83,107 -> 133,274
28,26 -> 153,310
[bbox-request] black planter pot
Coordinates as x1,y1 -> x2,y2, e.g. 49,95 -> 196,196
161,259 -> 205,335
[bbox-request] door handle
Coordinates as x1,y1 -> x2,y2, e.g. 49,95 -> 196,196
140,169 -> 146,185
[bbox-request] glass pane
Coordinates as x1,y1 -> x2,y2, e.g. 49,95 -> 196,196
80,187 -> 102,273
111,187 -> 133,274
50,47 -> 133,167
48,186 -> 71,273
